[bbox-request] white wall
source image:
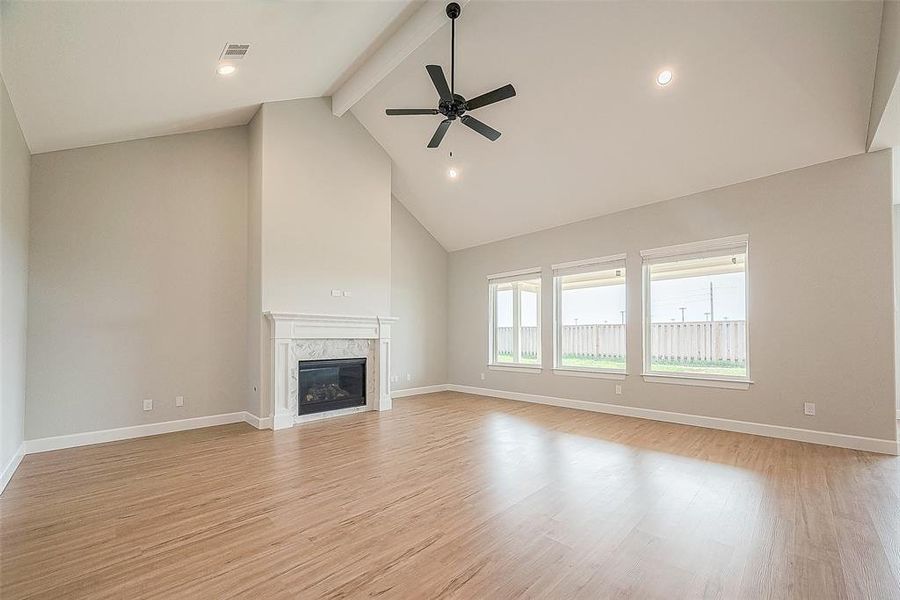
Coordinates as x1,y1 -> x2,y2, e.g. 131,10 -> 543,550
246,97 -> 392,416
448,151 -> 896,442
26,127 -> 249,439
391,197 -> 447,390
1,73 -> 30,479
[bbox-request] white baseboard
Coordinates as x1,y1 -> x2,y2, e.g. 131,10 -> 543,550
447,385 -> 899,455
23,412 -> 253,454
243,412 -> 272,429
391,384 -> 450,398
0,444 -> 25,495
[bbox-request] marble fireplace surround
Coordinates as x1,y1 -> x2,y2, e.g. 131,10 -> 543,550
265,312 -> 398,430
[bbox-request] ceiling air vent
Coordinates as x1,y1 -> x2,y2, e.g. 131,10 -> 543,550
219,43 -> 250,60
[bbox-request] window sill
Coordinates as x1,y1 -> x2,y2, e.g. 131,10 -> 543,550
641,373 -> 752,390
553,368 -> 626,381
488,364 -> 543,374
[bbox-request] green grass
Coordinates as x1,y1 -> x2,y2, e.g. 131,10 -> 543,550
496,353 -> 539,365
559,356 -> 626,370
558,355 -> 745,377
499,353 -> 746,378
648,359 -> 746,378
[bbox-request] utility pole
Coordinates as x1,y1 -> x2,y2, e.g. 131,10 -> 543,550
620,310 -> 625,324
679,307 -> 686,322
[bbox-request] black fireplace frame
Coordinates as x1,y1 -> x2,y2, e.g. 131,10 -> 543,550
297,357 -> 367,415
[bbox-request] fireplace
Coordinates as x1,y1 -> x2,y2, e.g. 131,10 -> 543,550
297,357 -> 367,415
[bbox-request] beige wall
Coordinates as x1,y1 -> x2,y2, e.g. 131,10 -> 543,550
894,202 -> 900,411
246,109 -> 264,415
1,74 -> 30,471
448,151 -> 897,441
258,97 -> 391,316
869,0 -> 900,148
26,127 -> 249,439
391,197 -> 447,390
246,97 -> 391,416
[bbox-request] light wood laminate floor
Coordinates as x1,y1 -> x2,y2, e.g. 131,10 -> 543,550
2,392 -> 899,599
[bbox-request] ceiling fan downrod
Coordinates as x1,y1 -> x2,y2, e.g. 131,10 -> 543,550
384,1 -> 517,148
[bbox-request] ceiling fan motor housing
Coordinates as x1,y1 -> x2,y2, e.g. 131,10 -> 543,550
440,94 -> 467,119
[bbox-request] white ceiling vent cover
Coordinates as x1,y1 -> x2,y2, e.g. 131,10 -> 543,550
219,43 -> 250,60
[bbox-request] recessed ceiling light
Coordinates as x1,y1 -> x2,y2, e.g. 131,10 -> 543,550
217,64 -> 236,76
447,167 -> 458,179
656,69 -> 673,86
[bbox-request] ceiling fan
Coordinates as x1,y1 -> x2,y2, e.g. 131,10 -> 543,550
385,2 -> 516,148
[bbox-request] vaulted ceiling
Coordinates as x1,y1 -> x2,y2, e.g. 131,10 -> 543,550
350,1 -> 883,250
0,0 -> 416,153
1,1 -> 889,250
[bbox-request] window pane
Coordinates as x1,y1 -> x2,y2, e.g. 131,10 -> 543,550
490,276 -> 541,367
495,285 -> 513,363
648,253 -> 747,377
558,268 -> 626,371
519,280 -> 540,364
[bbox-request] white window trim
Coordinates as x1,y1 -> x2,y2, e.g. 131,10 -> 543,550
552,254 -> 627,376
641,235 -> 751,387
489,364 -> 543,374
486,267 -> 543,282
640,234 -> 749,262
641,373 -> 751,390
550,253 -> 627,273
487,268 -> 542,369
553,367 -> 626,380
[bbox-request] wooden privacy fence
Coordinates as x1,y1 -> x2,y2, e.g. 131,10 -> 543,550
497,321 -> 746,363
496,327 -> 540,359
650,321 -> 746,363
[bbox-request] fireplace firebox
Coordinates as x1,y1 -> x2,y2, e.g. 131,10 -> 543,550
297,358 -> 367,415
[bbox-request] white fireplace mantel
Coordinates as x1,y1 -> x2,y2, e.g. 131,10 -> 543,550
264,312 -> 398,430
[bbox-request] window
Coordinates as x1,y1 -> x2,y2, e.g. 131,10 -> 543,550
488,269 -> 542,368
641,235 -> 749,385
552,255 -> 626,376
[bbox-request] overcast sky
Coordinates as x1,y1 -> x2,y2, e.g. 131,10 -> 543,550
496,272 -> 746,327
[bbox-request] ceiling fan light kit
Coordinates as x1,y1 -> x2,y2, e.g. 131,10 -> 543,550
385,2 -> 517,148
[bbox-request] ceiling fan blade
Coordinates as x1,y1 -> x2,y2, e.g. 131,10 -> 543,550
386,109 -> 439,115
460,115 -> 501,141
465,84 -> 516,111
426,65 -> 453,103
427,119 -> 452,148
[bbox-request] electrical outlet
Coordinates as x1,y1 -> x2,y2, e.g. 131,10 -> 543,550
615,384 -> 622,395
331,289 -> 341,297
480,372 -> 485,381
804,402 -> 816,416
143,398 -> 153,411
175,395 -> 184,407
